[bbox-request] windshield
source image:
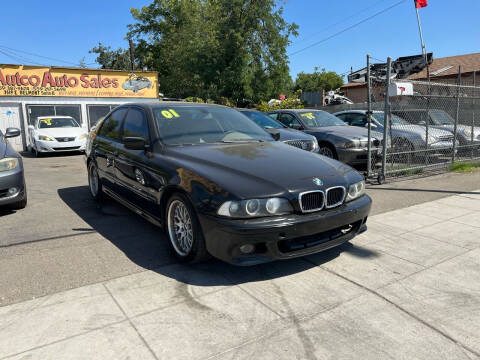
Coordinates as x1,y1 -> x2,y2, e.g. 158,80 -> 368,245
241,110 -> 283,129
298,111 -> 346,127
430,111 -> 454,125
38,117 -> 79,129
373,113 -> 409,126
153,106 -> 273,145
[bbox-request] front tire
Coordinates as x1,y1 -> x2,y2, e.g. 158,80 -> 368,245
88,161 -> 103,202
319,144 -> 337,159
166,193 -> 209,263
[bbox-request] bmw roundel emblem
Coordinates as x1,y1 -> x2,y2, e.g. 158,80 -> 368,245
312,177 -> 323,186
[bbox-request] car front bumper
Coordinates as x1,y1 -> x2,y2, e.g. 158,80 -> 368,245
198,195 -> 371,265
0,166 -> 26,206
35,139 -> 86,153
337,147 -> 381,165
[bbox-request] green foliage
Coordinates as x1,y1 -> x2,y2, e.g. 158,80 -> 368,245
295,67 -> 344,93
89,1 -> 297,103
256,90 -> 304,112
450,161 -> 480,172
89,43 -> 133,71
184,97 -> 205,103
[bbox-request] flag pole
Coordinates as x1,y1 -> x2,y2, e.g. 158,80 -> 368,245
415,1 -> 430,82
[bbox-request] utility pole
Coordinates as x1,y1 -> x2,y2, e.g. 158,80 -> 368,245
129,39 -> 135,73
414,0 -> 430,82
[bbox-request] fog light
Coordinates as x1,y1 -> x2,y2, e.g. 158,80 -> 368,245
8,187 -> 18,195
239,244 -> 255,254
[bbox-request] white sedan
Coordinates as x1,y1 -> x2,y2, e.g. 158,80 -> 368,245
28,116 -> 88,156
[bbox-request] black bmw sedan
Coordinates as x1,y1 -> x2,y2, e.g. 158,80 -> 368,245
86,103 -> 371,265
237,109 -> 319,153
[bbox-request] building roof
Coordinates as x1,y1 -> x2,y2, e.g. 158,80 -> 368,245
407,53 -> 480,80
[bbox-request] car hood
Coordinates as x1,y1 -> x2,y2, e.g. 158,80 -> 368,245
308,125 -> 383,140
264,127 -> 315,142
432,124 -> 480,138
391,124 -> 454,138
35,127 -> 85,138
164,142 -> 360,199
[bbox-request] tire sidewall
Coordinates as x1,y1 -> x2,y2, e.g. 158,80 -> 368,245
165,193 -> 206,263
88,161 -> 103,201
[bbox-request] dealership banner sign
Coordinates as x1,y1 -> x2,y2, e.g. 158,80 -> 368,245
0,64 -> 158,98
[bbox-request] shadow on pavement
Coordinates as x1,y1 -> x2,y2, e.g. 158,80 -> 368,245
371,187 -> 480,195
58,185 -> 369,287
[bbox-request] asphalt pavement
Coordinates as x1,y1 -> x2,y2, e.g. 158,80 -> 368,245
1,154 -> 480,359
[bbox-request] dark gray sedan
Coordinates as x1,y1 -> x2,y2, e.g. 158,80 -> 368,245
268,109 -> 383,166
238,109 -> 319,153
0,128 -> 27,209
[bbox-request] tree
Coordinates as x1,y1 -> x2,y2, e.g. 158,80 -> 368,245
89,42 -> 133,71
119,0 -> 297,103
294,67 -> 344,93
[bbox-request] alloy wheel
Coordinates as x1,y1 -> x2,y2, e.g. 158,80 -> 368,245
167,200 -> 194,256
319,146 -> 334,158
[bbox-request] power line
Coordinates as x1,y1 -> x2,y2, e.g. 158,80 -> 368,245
0,48 -> 46,66
291,0 -> 391,47
288,0 -> 407,57
0,44 -> 96,67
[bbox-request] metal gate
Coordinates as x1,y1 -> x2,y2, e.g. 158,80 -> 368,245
0,104 -> 24,152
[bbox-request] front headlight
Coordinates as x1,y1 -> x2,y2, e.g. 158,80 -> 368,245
38,135 -> 54,141
344,140 -> 360,149
463,129 -> 472,138
77,134 -> 88,140
0,158 -> 19,172
311,137 -> 319,152
217,198 -> 293,218
346,180 -> 365,202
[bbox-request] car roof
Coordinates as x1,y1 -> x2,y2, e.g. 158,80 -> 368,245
117,101 -> 229,110
333,110 -> 383,115
36,115 -> 75,119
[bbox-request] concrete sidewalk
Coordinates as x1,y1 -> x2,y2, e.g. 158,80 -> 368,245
1,192 -> 480,360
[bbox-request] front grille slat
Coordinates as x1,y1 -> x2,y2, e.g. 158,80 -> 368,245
299,191 -> 324,213
55,137 -> 76,142
284,140 -> 314,151
52,146 -> 81,151
325,187 -> 345,208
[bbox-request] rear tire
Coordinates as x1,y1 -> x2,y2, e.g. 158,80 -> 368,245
88,161 -> 103,202
166,193 -> 209,264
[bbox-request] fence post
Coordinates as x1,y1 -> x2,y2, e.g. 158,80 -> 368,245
381,57 -> 392,179
366,54 -> 372,178
472,71 -> 476,159
453,66 -> 461,163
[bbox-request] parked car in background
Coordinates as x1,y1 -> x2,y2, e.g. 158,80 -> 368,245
86,103 -> 371,265
28,116 -> 88,156
392,109 -> 480,147
237,109 -> 319,153
0,127 -> 27,210
334,110 -> 456,156
268,109 -> 383,166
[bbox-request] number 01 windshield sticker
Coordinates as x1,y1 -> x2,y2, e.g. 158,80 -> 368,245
160,109 -> 180,119
300,112 -> 314,120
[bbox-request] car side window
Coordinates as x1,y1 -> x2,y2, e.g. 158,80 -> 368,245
122,108 -> 149,141
349,114 -> 367,127
98,108 -> 128,141
336,113 -> 348,123
268,113 -> 278,120
279,113 -> 301,128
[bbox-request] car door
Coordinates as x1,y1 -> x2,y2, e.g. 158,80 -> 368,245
94,107 -> 127,191
114,106 -> 158,217
278,113 -> 304,130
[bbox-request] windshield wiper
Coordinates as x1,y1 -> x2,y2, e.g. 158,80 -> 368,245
219,139 -> 265,143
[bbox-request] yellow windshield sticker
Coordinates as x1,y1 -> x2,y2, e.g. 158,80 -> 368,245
300,112 -> 314,120
161,109 -> 180,119
40,118 -> 52,125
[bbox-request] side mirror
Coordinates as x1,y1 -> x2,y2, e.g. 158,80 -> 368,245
28,125 -> 35,131
5,127 -> 21,138
270,130 -> 281,141
124,137 -> 146,150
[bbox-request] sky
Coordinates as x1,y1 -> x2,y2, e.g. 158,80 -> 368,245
0,0 -> 479,81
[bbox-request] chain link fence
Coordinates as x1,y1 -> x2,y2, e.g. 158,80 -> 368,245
325,57 -> 480,182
